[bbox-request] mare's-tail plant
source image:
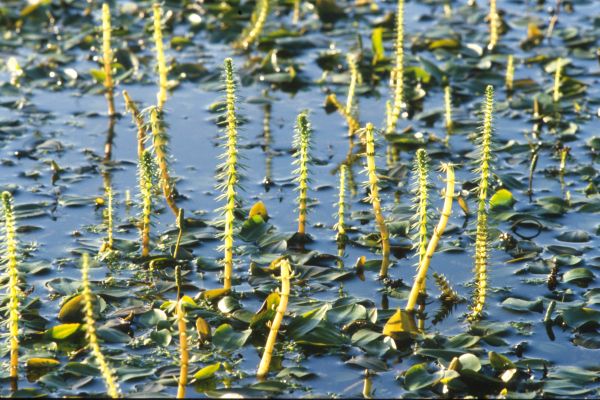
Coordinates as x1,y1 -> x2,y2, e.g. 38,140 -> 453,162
363,123 -> 390,278
406,163 -> 455,312
102,2 -> 115,117
218,58 -> 241,291
153,3 -> 168,109
100,174 -> 114,253
386,0 -> 405,133
2,192 -> 19,390
138,150 -> 156,257
488,0 -> 499,50
150,107 -> 179,216
444,85 -> 453,135
293,112 -> 313,237
345,54 -> 360,120
505,55 -> 514,93
470,85 -> 495,321
81,253 -> 121,398
235,0 -> 270,50
175,266 -> 189,398
553,58 -> 562,103
122,90 -> 147,159
257,258 -> 292,379
292,0 -> 300,24
335,164 -> 348,242
411,149 -> 429,294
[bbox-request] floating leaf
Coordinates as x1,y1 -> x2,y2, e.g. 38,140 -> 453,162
45,323 -> 81,340
193,362 -> 221,380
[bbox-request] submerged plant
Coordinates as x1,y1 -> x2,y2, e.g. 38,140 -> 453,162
470,85 -> 495,321
218,58 -> 241,291
553,58 -> 562,103
293,112 -> 313,236
257,258 -> 292,379
411,149 -> 429,293
505,55 -> 514,92
150,107 -> 179,216
138,150 -> 156,257
386,0 -> 405,133
364,123 -> 390,278
153,3 -> 168,109
488,0 -> 499,50
2,192 -> 19,391
235,0 -> 270,50
101,2 -> 115,117
335,164 -> 348,241
81,253 -> 120,398
406,164 -> 455,312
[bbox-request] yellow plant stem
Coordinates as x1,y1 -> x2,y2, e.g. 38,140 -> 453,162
553,58 -> 562,103
153,3 -> 168,109
386,0 -> 404,133
81,253 -> 121,398
327,93 -> 360,136
102,2 -> 115,117
346,54 -> 359,117
470,85 -> 494,321
236,0 -> 270,49
505,55 -> 514,92
444,85 -> 453,134
122,90 -> 146,159
293,0 -> 300,24
364,123 -> 390,278
101,173 -> 114,252
176,300 -> 189,398
488,0 -> 499,50
150,107 -> 179,216
406,164 -> 455,312
336,164 -> 348,238
2,192 -> 19,391
221,58 -> 240,291
257,259 -> 292,379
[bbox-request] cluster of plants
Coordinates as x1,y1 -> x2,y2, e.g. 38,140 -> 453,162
1,0 -> 599,397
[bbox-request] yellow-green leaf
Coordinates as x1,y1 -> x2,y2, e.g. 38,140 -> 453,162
193,362 -> 221,380
45,323 -> 82,340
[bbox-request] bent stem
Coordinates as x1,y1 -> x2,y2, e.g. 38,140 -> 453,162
257,259 -> 292,379
122,90 -> 147,159
364,123 -> 390,278
150,107 -> 179,216
406,163 -> 455,312
2,192 -> 19,391
81,253 -> 121,398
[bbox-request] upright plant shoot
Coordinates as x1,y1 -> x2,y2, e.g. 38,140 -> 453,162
293,112 -> 312,237
386,0 -> 405,133
471,85 -> 494,320
101,2 -> 115,117
153,3 -> 168,109
2,192 -> 19,390
81,253 -> 121,398
219,58 -> 241,291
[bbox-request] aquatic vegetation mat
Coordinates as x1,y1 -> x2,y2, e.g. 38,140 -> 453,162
0,0 -> 599,398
